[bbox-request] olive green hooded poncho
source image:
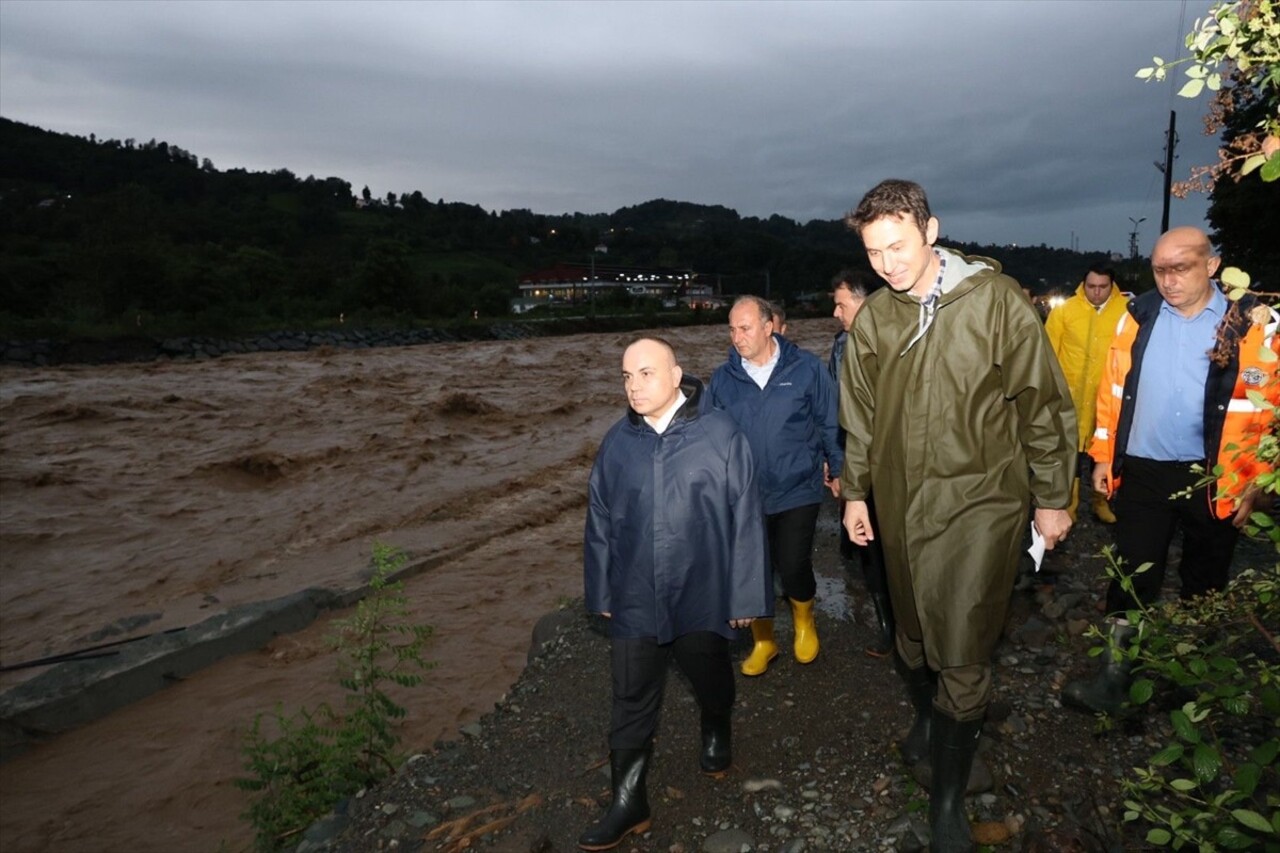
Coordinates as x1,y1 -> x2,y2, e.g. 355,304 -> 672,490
838,248 -> 1076,667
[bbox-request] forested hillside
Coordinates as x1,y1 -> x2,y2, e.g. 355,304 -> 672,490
0,117 -> 1123,339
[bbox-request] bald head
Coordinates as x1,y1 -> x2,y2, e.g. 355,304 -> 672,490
622,337 -> 683,421
1154,226 -> 1214,260
1151,226 -> 1221,318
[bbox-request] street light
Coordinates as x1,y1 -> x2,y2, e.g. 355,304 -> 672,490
1127,217 -> 1147,260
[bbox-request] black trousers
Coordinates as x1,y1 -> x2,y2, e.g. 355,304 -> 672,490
609,631 -> 734,750
1105,456 -> 1240,614
839,492 -> 888,595
767,502 -> 821,602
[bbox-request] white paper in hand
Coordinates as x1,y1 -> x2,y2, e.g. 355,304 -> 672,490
1027,521 -> 1046,573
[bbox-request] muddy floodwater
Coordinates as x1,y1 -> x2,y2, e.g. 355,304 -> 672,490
0,318 -> 842,852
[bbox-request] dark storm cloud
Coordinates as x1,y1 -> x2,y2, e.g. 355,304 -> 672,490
0,0 -> 1220,253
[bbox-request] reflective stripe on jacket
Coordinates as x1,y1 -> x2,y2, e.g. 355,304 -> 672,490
1089,289 -> 1280,519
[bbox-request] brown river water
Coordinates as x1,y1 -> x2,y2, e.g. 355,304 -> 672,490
0,318 -> 842,852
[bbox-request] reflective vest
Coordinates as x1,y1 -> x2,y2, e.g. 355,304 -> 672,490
1090,291 -> 1279,519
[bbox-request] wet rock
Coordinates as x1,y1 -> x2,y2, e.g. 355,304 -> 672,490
702,826 -> 754,852
972,820 -> 1012,845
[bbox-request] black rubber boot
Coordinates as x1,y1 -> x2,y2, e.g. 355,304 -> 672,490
929,710 -> 982,853
578,748 -> 652,851
1062,622 -> 1138,715
899,663 -> 935,764
859,535 -> 894,657
699,712 -> 732,777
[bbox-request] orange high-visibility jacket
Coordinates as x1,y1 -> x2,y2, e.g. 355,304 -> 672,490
1090,289 -> 1280,519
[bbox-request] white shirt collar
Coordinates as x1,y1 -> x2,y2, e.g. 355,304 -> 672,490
647,389 -> 688,434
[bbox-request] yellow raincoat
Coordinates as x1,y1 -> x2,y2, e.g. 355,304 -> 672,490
1044,283 -> 1129,450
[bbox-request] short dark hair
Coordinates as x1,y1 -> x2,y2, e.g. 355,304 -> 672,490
626,335 -> 678,366
845,179 -> 932,236
1085,263 -> 1115,284
831,268 -> 876,299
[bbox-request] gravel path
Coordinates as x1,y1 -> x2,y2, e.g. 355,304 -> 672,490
305,506 -> 1264,853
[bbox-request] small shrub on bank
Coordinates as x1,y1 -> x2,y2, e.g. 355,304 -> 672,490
1086,549 -> 1280,850
235,543 -> 433,851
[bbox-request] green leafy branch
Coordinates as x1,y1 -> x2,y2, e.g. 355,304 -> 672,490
1137,0 -> 1280,183
1090,552 -> 1280,850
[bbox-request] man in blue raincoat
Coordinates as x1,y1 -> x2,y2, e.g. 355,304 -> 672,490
580,336 -> 771,851
710,295 -> 843,675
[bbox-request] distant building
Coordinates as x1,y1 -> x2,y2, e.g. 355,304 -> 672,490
516,262 -> 700,307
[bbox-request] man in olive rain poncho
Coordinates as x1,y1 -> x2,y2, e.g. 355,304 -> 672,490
838,179 -> 1076,853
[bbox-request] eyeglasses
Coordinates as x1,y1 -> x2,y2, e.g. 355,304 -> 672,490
1151,262 -> 1200,278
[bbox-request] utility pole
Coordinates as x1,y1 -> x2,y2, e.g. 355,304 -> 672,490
589,250 -> 598,315
1128,216 -> 1147,260
1155,110 -> 1177,234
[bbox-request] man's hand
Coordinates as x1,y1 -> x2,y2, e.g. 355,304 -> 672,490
843,499 -> 874,546
822,462 -> 841,497
729,617 -> 754,629
1091,461 -> 1110,497
1033,507 -> 1073,550
1232,485 -> 1263,529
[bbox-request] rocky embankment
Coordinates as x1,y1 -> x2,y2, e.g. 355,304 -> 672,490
284,509 -> 1264,853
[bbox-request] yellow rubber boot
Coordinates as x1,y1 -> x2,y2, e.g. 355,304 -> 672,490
790,598 -> 819,664
1066,479 -> 1080,523
1091,490 -> 1117,524
741,619 -> 778,676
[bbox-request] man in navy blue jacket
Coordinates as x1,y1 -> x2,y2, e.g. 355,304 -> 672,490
710,296 -> 843,676
581,337 -> 771,851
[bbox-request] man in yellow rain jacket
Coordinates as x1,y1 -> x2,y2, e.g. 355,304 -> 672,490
1044,265 -> 1130,523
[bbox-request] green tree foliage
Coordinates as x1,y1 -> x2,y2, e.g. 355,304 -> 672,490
357,239 -> 416,313
1138,0 -> 1280,187
1208,83 -> 1280,288
0,117 -> 1116,339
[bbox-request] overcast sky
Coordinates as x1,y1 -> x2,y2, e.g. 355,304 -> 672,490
0,0 -> 1223,255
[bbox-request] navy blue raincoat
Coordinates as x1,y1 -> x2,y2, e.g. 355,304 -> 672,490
584,377 -> 772,643
709,335 -> 843,515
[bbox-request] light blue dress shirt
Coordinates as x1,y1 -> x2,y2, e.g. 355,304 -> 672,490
742,335 -> 781,389
1126,286 -> 1228,461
